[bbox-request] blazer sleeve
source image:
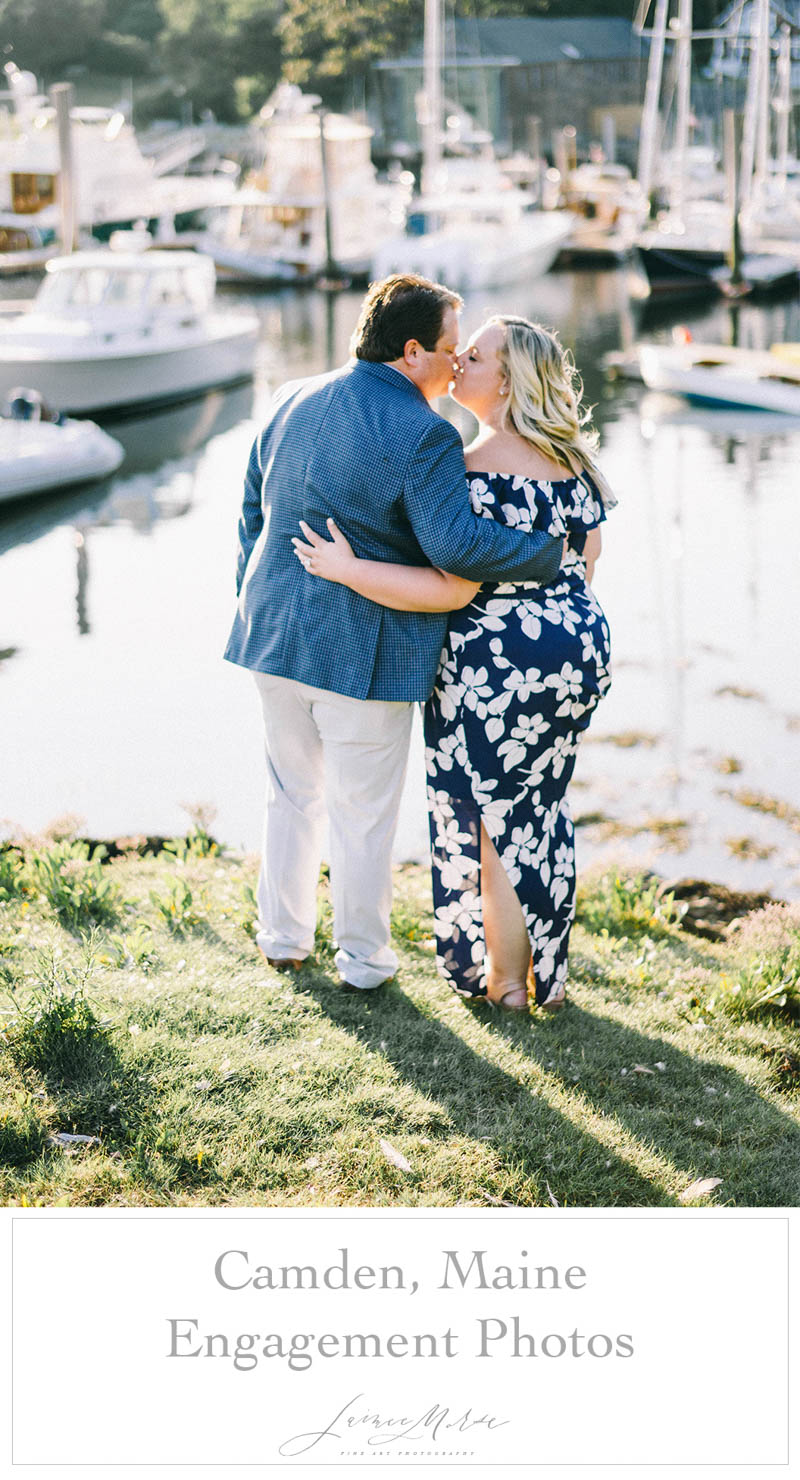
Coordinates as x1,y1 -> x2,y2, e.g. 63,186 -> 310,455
235,430 -> 266,596
402,418 -> 562,584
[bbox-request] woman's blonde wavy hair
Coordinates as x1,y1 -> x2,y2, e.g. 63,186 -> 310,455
491,315 -> 616,508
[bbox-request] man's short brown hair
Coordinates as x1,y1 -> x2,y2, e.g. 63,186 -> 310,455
350,274 -> 462,363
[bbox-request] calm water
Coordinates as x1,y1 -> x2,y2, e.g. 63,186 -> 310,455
2,269 -> 800,897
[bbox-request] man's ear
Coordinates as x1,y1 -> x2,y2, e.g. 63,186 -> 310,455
403,338 -> 422,366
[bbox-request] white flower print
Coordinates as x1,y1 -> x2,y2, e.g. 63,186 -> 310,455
435,816 -> 475,851
461,666 -> 493,714
520,607 -> 543,641
434,890 -> 481,939
544,662 -> 587,718
481,795 -> 513,840
579,628 -> 597,666
471,773 -> 499,806
425,732 -> 463,773
513,712 -> 550,745
468,477 -> 494,514
550,875 -> 570,912
542,596 -> 580,634
439,853 -> 479,892
546,731 -> 578,779
501,666 -> 545,703
436,684 -> 464,724
499,501 -> 533,530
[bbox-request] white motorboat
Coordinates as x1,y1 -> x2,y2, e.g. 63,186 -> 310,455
373,164 -> 573,291
0,390 -> 123,500
200,86 -> 409,284
0,246 -> 259,414
638,340 -> 800,415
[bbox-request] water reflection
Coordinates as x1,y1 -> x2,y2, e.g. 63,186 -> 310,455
0,380 -> 256,639
103,381 -> 255,474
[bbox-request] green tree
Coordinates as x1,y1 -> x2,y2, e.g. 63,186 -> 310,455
279,0 -> 424,106
158,0 -> 282,118
104,0 -> 165,42
0,0 -> 107,74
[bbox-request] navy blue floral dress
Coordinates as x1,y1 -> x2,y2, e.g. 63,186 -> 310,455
423,470 -> 612,1005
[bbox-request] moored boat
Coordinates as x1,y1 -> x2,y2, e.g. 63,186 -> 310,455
199,86 -> 408,285
0,247 -> 259,414
638,340 -> 800,414
373,170 -> 573,290
0,390 -> 124,499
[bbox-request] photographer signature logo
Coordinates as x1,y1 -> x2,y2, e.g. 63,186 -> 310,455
278,1393 -> 509,1457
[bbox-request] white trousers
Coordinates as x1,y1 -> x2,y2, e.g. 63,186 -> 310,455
252,673 -> 414,989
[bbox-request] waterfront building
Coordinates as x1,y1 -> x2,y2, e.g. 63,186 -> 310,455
372,16 -> 645,160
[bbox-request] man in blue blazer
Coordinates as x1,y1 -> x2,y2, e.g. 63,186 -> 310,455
225,274 -> 562,988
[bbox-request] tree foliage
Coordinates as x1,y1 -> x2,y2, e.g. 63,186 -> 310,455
157,0 -> 282,118
280,0 -> 424,101
0,0 -> 107,75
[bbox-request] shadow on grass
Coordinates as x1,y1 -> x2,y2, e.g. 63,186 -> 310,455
478,1000 -> 800,1208
293,961 -> 675,1207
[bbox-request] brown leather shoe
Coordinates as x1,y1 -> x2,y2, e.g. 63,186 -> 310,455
257,945 -> 305,972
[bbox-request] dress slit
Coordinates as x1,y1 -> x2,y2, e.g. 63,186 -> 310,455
427,781 -> 574,1005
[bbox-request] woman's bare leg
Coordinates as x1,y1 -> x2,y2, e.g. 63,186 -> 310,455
481,824 -> 532,1006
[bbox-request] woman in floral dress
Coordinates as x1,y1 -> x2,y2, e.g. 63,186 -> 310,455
293,316 -> 614,1012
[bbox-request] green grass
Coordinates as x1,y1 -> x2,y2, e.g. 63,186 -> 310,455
1,842 -> 798,1209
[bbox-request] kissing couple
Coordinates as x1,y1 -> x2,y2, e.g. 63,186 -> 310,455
225,274 -> 614,1013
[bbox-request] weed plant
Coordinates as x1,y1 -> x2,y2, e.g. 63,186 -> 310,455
30,840 -> 120,932
149,878 -> 206,934
163,826 -> 219,862
0,848 -> 27,902
711,946 -> 800,1022
576,871 -> 680,938
2,950 -> 112,1081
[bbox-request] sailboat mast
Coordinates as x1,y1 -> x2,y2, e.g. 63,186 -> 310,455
776,24 -> 791,188
739,3 -> 760,202
637,0 -> 670,202
673,0 -> 693,223
421,0 -> 443,196
753,0 -> 772,192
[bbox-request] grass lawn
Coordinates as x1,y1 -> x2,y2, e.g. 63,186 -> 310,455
1,832 -> 798,1208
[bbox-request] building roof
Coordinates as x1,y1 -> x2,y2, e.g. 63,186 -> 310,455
376,16 -> 640,69
454,17 -> 640,63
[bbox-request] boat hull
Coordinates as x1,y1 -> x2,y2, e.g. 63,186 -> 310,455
639,344 -> 800,415
373,213 -> 573,291
635,242 -> 726,297
0,322 -> 258,415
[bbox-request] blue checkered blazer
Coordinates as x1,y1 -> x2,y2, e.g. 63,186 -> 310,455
224,359 -> 562,701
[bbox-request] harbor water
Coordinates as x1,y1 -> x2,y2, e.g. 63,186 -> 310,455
2,267 -> 800,898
